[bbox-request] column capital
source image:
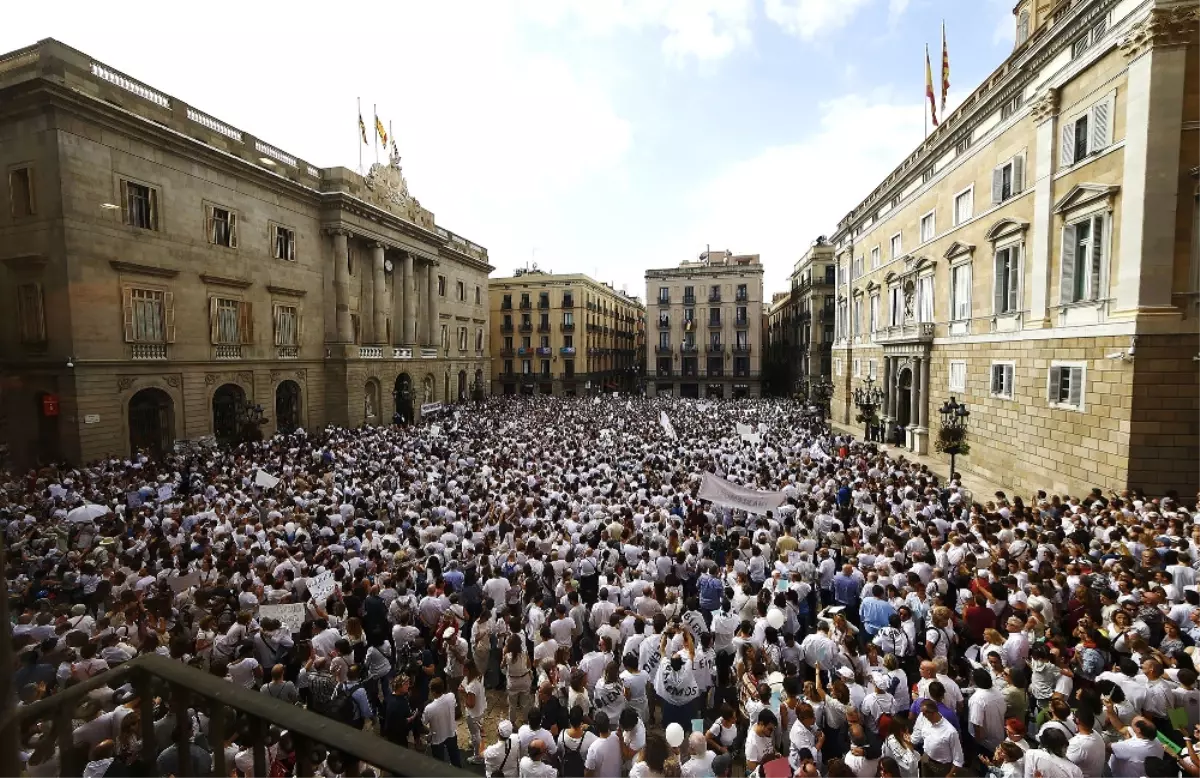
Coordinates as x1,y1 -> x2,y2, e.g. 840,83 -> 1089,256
1120,6 -> 1200,61
323,227 -> 351,238
368,240 -> 388,251
1029,87 -> 1059,124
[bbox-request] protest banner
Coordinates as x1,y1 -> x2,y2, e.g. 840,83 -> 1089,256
157,484 -> 174,502
735,423 -> 753,437
697,472 -> 786,514
254,470 -> 280,489
259,603 -> 307,633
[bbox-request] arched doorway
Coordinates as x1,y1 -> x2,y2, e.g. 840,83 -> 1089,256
275,381 -> 301,434
473,368 -> 484,402
129,388 -> 175,458
364,379 -> 381,425
457,370 -> 467,403
394,373 -> 413,424
896,368 -> 913,430
212,384 -> 245,443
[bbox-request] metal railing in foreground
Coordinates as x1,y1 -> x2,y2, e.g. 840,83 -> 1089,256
3,653 -> 473,778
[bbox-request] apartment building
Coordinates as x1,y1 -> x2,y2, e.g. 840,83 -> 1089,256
0,39 -> 492,465
766,238 -> 838,395
488,270 -> 643,396
829,0 -> 1198,496
645,249 -> 765,399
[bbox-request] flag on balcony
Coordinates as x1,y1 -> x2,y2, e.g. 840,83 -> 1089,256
685,320 -> 694,332
925,45 -> 939,127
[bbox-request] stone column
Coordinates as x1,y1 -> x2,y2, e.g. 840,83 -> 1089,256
370,243 -> 388,344
426,260 -> 440,347
918,354 -> 931,429
881,356 -> 892,419
331,230 -> 353,343
1028,88 -> 1059,327
1116,9 -> 1192,313
909,357 -> 920,429
402,252 -> 416,345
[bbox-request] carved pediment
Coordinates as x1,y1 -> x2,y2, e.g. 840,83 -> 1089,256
865,280 -> 881,293
943,241 -> 976,260
1054,183 -> 1120,214
984,218 -> 1030,242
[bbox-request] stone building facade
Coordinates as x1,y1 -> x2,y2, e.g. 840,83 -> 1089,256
487,270 -> 644,396
0,39 -> 492,466
828,0 -> 1198,496
766,239 -> 837,396
645,250 -> 765,399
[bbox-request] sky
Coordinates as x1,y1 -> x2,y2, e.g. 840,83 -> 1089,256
5,0 -> 1019,298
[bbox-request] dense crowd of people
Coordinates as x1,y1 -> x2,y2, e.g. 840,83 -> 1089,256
4,394 -> 1199,778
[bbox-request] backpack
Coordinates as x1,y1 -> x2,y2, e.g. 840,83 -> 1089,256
560,734 -> 587,778
324,682 -> 364,725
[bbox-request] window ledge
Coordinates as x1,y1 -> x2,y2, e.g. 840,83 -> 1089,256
1048,401 -> 1084,413
989,392 -> 1014,401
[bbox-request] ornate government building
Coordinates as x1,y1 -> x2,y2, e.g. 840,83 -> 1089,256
829,0 -> 1198,496
0,39 -> 492,465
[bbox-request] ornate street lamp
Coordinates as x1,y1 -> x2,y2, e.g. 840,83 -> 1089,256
853,375 -> 885,440
235,403 -> 268,444
810,378 -> 833,421
936,396 -> 971,482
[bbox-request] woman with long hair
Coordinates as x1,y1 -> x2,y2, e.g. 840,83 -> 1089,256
503,632 -> 532,724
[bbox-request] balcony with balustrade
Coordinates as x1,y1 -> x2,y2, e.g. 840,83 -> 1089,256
654,344 -> 673,355
518,322 -> 533,333
519,298 -> 532,310
707,343 -> 725,354
875,321 -> 935,343
680,343 -> 699,354
130,343 -> 167,360
560,322 -> 575,332
213,344 -> 242,360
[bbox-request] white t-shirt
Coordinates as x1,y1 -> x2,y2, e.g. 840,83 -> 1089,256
462,677 -> 486,718
745,729 -> 775,764
584,734 -> 623,778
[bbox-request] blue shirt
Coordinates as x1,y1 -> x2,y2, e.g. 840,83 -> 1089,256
699,574 -> 723,611
859,596 -> 897,636
832,574 -> 860,607
909,698 -> 959,729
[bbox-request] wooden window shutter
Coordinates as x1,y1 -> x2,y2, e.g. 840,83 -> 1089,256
209,296 -> 220,344
1089,216 -> 1103,300
1090,97 -> 1111,152
239,300 -> 253,344
228,212 -> 239,249
288,229 -> 296,261
994,252 -> 1006,315
1061,122 -> 1076,167
205,205 -> 215,244
1012,154 -> 1025,194
270,224 -> 278,258
120,180 -> 131,226
148,187 -> 159,230
122,286 -> 136,342
273,304 -> 283,346
1060,224 -> 1077,304
163,291 -> 176,343
991,167 -> 1004,205
1068,368 -> 1084,407
297,307 -> 304,345
1008,248 -> 1020,313
1049,366 -> 1062,402
25,168 -> 36,215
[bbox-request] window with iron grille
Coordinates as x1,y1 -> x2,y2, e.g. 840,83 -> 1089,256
16,283 -> 46,344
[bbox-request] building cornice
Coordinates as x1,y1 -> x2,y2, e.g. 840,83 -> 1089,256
833,0 -> 1122,240
108,260 -> 178,279
266,285 -> 307,298
199,273 -> 253,290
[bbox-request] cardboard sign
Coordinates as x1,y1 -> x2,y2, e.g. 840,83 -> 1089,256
255,470 -> 281,489
168,571 -> 201,593
259,603 -> 308,633
157,485 -> 174,502
306,571 -> 336,605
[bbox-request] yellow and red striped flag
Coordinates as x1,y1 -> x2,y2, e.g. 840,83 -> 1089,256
941,22 -> 950,113
925,45 -> 939,127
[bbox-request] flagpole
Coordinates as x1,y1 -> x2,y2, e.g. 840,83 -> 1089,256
373,103 -> 379,165
923,46 -> 928,140
389,120 -> 394,162
357,96 -> 363,174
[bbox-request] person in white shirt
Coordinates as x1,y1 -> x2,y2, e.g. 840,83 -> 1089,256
1065,709 -> 1106,778
483,720 -> 521,778
967,669 -> 1007,753
422,678 -> 462,767
584,711 -> 624,778
681,731 -> 716,778
518,739 -> 557,778
1105,711 -> 1165,778
1023,729 -> 1083,778
910,700 -> 963,775
744,709 -> 778,771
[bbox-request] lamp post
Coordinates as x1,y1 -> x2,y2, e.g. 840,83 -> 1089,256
236,403 -> 268,444
810,378 -> 833,422
937,396 -> 970,482
853,375 -> 885,441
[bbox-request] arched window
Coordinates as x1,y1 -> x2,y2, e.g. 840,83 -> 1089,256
1017,9 -> 1030,46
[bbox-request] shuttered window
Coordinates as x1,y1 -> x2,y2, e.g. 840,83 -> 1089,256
272,225 -> 296,260
954,188 -> 973,226
120,180 -> 158,230
1048,364 -> 1085,410
209,297 -> 251,344
1061,92 -> 1114,168
206,205 -> 238,248
951,264 -> 972,321
917,276 -> 934,322
991,155 -> 1025,204
994,246 -> 1020,314
948,361 -> 967,393
123,287 -> 173,343
1061,213 -> 1106,304
889,286 -> 902,326
273,305 -> 299,346
16,283 -> 46,344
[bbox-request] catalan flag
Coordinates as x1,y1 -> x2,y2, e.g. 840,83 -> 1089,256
941,22 -> 950,113
375,114 -> 388,146
925,45 -> 939,128
358,110 -> 368,145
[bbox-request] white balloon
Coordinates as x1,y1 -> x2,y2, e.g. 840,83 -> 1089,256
766,608 -> 786,630
665,722 -> 686,747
